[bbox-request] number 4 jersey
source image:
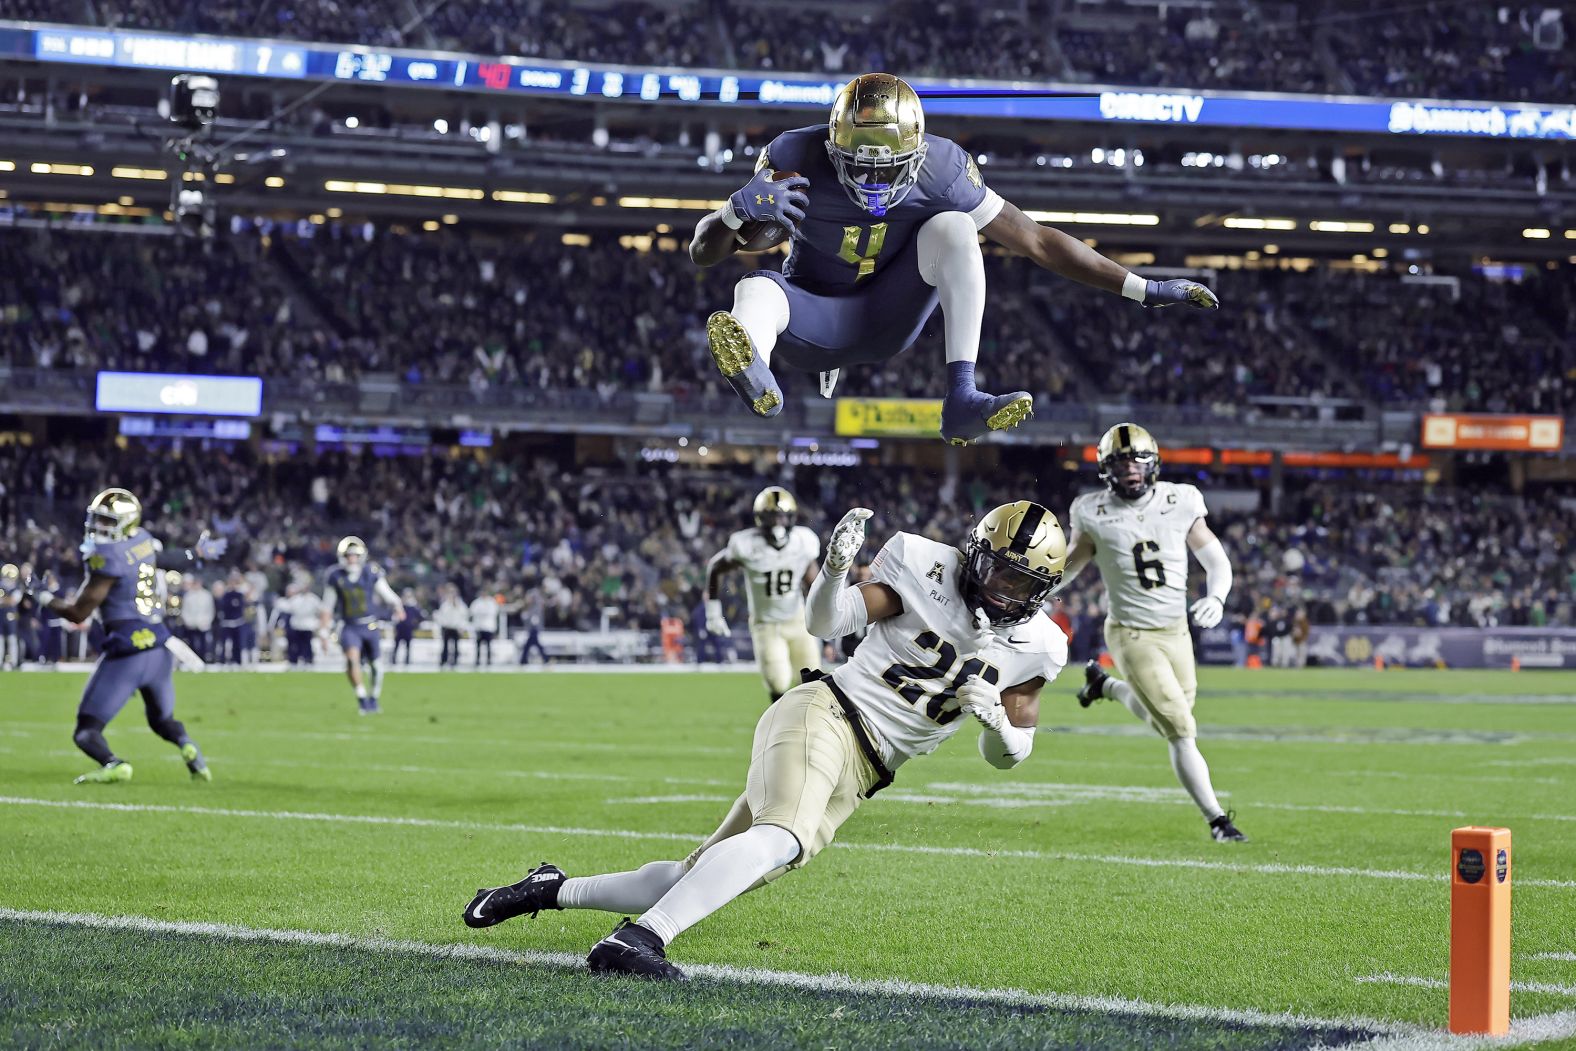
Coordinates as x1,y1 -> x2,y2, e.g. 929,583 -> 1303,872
1069,481 -> 1209,629
727,525 -> 821,625
835,531 -> 1067,768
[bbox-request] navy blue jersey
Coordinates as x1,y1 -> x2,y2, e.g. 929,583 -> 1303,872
83,528 -> 170,655
219,589 -> 246,624
759,126 -> 994,295
326,564 -> 385,625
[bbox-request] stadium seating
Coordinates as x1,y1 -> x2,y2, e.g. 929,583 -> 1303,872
15,0 -> 1571,101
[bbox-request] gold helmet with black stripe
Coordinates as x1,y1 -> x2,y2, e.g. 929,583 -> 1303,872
1097,422 -> 1161,500
961,501 -> 1067,627
752,486 -> 798,548
85,487 -> 142,544
826,72 -> 928,217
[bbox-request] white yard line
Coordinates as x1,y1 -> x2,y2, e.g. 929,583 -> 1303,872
5,795 -> 1575,889
1530,952 -> 1576,963
1358,973 -> 1576,997
0,906 -> 1406,1041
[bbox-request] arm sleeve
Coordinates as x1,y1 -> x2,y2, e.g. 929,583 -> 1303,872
1193,536 -> 1232,603
373,576 -> 401,607
978,721 -> 1034,769
322,586 -> 339,616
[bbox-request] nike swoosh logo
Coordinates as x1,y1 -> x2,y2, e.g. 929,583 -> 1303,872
469,889 -> 499,920
604,934 -> 639,951
1007,637 -> 1027,644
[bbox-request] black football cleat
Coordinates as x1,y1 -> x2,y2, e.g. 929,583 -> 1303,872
1076,659 -> 1109,709
463,861 -> 565,928
1209,810 -> 1248,843
587,919 -> 687,980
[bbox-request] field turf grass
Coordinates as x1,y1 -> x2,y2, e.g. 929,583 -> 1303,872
2,666 -> 1574,1050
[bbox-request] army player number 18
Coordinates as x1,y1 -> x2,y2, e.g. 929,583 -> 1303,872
1063,423 -> 1247,843
705,486 -> 823,702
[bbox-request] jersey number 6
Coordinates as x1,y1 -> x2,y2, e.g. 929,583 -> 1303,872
882,630 -> 1001,725
1132,540 -> 1166,590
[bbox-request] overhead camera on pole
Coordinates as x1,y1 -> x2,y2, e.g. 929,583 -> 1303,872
165,74 -> 221,238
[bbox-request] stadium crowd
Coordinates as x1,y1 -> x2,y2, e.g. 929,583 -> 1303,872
4,440 -> 1573,668
4,226 -> 1569,416
22,0 -> 1572,101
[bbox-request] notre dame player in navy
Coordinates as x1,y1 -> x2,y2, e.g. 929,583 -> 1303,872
20,488 -> 226,784
692,72 -> 1219,445
320,536 -> 405,714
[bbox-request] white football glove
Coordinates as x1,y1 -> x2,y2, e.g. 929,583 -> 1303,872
955,674 -> 1005,732
704,598 -> 731,638
824,507 -> 873,576
1190,596 -> 1224,629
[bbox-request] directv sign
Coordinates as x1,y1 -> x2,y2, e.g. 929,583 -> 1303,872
95,372 -> 263,417
4,21 -> 1573,141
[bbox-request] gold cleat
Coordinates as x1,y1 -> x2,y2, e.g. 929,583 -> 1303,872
706,312 -> 754,377
986,394 -> 1035,433
706,310 -> 784,418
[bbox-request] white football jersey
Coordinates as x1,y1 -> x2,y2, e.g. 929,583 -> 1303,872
834,532 -> 1068,768
1069,481 -> 1208,629
726,525 -> 821,624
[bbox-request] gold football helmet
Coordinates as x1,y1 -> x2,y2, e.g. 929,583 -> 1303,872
753,486 -> 798,546
1,563 -> 18,584
962,501 -> 1067,626
826,72 -> 928,217
1097,422 -> 1161,500
337,535 -> 368,568
85,487 -> 142,543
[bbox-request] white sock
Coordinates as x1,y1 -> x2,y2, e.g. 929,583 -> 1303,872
916,210 -> 986,365
354,684 -> 367,700
729,275 -> 790,366
369,659 -> 385,696
1105,677 -> 1154,728
638,824 -> 799,945
558,861 -> 687,913
1169,737 -> 1225,820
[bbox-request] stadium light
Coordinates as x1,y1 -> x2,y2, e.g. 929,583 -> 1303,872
112,166 -> 167,180
492,189 -> 555,204
617,196 -> 728,210
1522,228 -> 1551,239
325,180 -> 484,200
1388,223 -> 1411,234
0,161 -> 13,171
265,176 -> 285,188
1567,230 -> 1576,239
30,162 -> 94,176
1310,220 -> 1375,233
1023,210 -> 1160,226
1223,217 -> 1297,230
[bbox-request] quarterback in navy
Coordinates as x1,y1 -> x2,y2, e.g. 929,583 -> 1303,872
691,73 -> 1219,445
19,488 -> 226,784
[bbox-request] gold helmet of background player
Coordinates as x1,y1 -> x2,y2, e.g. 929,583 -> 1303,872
753,486 -> 797,547
85,487 -> 142,543
337,535 -> 368,567
826,72 -> 928,218
1097,422 -> 1161,500
1,563 -> 18,583
961,501 -> 1067,626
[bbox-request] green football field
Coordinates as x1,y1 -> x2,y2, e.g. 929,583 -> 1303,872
2,665 -> 1574,1050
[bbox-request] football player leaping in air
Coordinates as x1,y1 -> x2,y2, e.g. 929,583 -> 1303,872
321,536 -> 405,715
463,501 -> 1069,979
691,72 -> 1219,446
19,488 -> 226,784
704,486 -> 823,703
1063,423 -> 1247,842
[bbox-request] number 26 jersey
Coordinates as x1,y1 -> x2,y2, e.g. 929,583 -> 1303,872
1069,481 -> 1208,629
835,532 -> 1067,768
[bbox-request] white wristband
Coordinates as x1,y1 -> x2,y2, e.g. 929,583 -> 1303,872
1121,271 -> 1147,303
718,198 -> 744,231
979,722 -> 1034,769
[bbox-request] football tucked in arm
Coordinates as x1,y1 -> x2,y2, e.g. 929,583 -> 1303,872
734,170 -> 801,253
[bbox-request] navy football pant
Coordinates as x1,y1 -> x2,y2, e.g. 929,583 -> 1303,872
75,647 -> 187,764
